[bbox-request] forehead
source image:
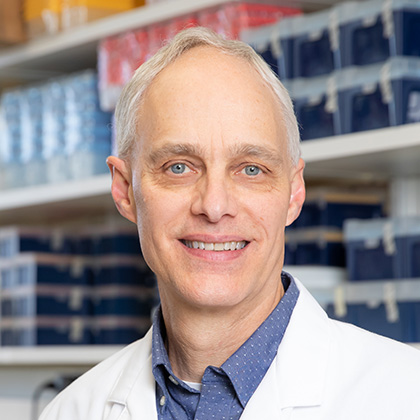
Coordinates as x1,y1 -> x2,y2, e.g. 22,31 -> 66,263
136,46 -> 287,156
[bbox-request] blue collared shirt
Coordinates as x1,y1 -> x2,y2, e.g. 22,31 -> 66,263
152,272 -> 299,419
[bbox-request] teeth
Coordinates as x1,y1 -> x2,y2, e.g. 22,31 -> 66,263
183,240 -> 247,251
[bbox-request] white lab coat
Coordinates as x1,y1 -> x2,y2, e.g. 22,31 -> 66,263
40,279 -> 420,420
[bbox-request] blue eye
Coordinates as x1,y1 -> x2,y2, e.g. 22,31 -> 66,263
170,163 -> 190,174
243,165 -> 261,176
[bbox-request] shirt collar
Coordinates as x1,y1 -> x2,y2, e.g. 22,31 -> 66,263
151,272 -> 300,406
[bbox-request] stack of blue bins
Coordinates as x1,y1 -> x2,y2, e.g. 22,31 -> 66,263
325,217 -> 420,342
284,189 -> 384,268
0,227 -> 91,346
79,224 -> 157,345
0,224 -> 158,346
241,0 -> 420,140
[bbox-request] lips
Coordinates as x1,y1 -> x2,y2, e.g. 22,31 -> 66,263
181,239 -> 248,251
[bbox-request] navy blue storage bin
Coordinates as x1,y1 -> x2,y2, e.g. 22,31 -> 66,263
0,254 -> 90,288
241,19 -> 295,80
290,75 -> 338,140
1,285 -> 91,317
337,57 -> 420,135
294,190 -> 384,229
413,302 -> 420,342
92,316 -> 151,345
284,237 -> 296,266
92,255 -> 152,286
0,317 -> 91,346
399,219 -> 420,278
393,1 -> 420,57
327,301 -> 416,342
337,0 -> 420,68
292,10 -> 336,78
92,284 -> 158,317
337,1 -> 390,68
75,225 -> 141,255
286,229 -> 345,267
344,219 -> 407,281
0,227 -> 71,258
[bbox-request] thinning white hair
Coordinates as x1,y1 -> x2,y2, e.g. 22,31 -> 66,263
114,26 -> 301,166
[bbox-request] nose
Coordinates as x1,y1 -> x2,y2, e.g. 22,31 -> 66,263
191,171 -> 238,223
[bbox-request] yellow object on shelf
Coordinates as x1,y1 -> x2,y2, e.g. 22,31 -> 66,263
61,0 -> 146,30
23,0 -> 145,38
24,0 -> 61,38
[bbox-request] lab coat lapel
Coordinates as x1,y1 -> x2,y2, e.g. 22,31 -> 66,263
241,279 -> 331,419
106,328 -> 158,420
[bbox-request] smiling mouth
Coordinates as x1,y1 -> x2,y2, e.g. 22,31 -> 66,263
181,240 -> 248,251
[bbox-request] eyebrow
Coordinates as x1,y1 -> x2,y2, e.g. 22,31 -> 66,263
229,143 -> 284,168
148,143 -> 206,164
147,141 -> 284,167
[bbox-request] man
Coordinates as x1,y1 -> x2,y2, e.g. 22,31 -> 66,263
40,27 -> 420,420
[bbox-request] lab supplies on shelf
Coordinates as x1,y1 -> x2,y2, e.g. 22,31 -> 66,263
97,2 -> 301,111
0,222 -> 158,346
242,0 -> 420,82
0,69 -> 113,191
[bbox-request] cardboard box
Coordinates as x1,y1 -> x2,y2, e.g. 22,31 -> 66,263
0,0 -> 26,45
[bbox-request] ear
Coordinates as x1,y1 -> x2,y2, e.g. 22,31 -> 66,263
286,158 -> 305,227
107,156 -> 137,224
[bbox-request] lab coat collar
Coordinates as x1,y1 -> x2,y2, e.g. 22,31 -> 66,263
106,278 -> 331,419
241,278 -> 331,418
107,328 -> 157,418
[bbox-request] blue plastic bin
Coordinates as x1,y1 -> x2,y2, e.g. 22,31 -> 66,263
92,255 -> 152,286
292,9 -> 336,78
293,189 -> 384,229
327,301 -> 416,342
92,284 -> 158,317
0,226 -> 72,257
285,229 -> 345,267
337,0 -> 420,68
344,218 -> 408,281
241,18 -> 295,80
0,317 -> 91,346
289,75 -> 338,140
92,316 -> 151,345
337,57 -> 420,134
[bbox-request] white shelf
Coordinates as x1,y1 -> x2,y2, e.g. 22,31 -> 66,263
0,174 -> 116,225
302,123 -> 420,180
0,345 -> 122,366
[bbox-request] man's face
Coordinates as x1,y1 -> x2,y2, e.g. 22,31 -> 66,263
116,47 -> 305,313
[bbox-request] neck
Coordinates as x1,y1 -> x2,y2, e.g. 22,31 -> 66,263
160,282 -> 284,382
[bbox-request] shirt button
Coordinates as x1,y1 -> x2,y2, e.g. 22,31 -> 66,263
168,375 -> 179,385
160,396 -> 166,406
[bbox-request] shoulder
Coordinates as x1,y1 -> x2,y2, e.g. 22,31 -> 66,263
39,329 -> 153,420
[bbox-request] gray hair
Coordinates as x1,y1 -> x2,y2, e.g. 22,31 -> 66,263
114,26 -> 301,166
